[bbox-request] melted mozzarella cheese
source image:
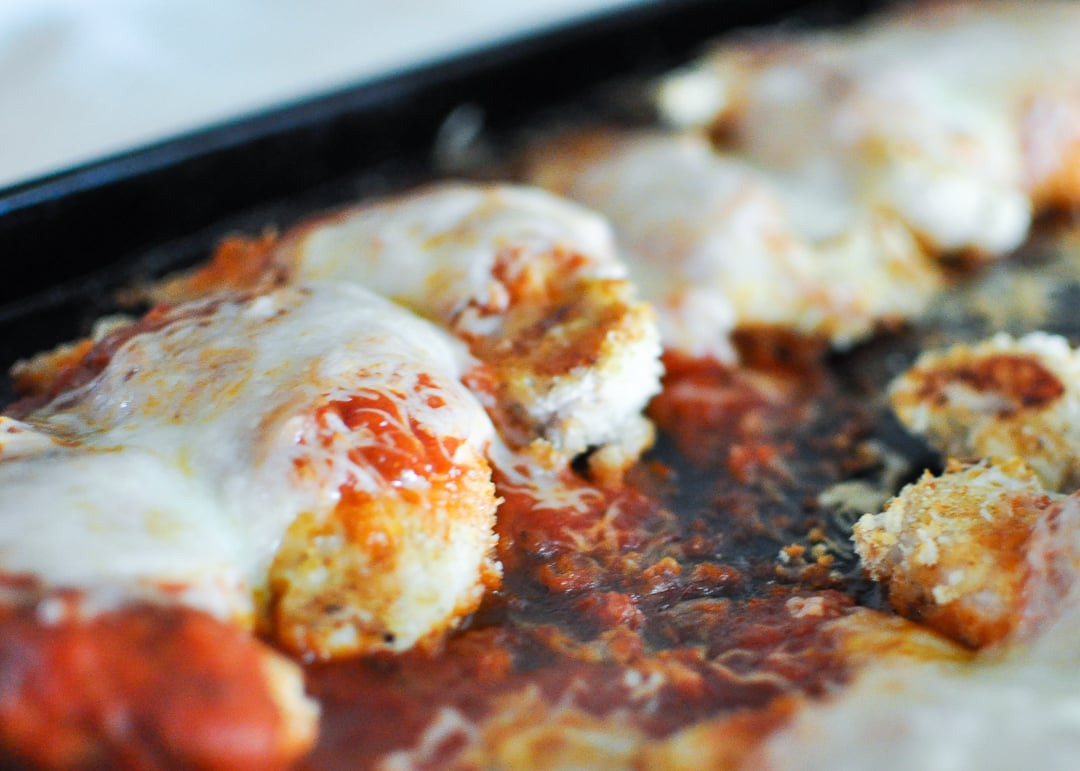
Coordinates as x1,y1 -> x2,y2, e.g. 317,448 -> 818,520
722,597 -> 1080,770
658,1 -> 1080,257
526,131 -> 939,362
0,284 -> 497,653
763,590 -> 1080,771
148,182 -> 664,473
278,183 -> 663,470
280,183 -> 625,326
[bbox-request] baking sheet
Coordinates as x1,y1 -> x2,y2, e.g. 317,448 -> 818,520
0,3 -> 957,767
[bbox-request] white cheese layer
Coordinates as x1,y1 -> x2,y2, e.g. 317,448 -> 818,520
0,283 -> 495,626
762,658 -> 1080,771
274,182 -> 663,470
281,182 -> 626,333
527,131 -> 938,362
659,1 -> 1080,257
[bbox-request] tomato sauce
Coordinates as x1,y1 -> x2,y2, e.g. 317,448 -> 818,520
0,604 -> 300,770
299,348 -> 879,768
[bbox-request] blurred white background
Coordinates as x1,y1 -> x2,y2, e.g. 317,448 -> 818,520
0,0 -> 643,188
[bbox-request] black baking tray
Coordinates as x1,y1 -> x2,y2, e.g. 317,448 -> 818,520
0,2 -> 1007,766
0,0 -> 888,395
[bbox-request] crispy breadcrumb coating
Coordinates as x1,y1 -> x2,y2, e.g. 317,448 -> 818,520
889,332 -> 1080,491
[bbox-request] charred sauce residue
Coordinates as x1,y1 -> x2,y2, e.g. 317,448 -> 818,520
301,343 -> 885,769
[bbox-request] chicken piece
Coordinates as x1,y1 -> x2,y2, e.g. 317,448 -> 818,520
0,283 -> 500,660
851,328 -> 1080,737
889,332 -> 1080,491
147,183 -> 663,474
526,130 -> 940,362
658,1 -> 1080,257
853,457 -> 1063,648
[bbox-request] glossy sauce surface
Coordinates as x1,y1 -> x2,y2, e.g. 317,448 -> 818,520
300,344 -> 880,768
